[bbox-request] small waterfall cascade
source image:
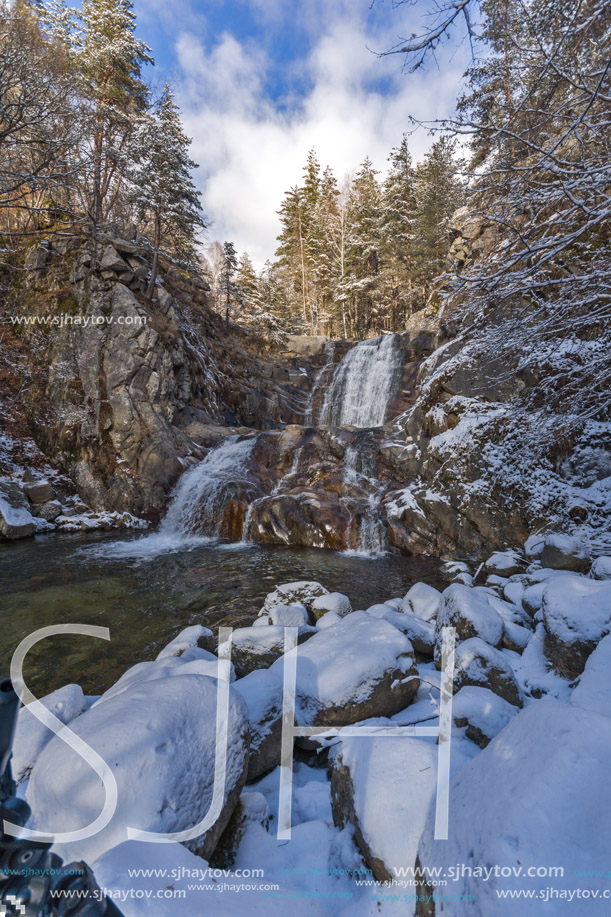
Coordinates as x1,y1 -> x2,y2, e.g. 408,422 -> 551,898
317,334 -> 402,428
343,445 -> 387,555
303,342 -> 339,425
241,444 -> 305,541
160,435 -> 258,537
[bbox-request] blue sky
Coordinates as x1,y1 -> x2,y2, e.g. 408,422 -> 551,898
134,0 -> 471,264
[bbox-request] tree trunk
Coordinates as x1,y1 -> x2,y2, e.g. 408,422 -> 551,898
146,213 -> 161,301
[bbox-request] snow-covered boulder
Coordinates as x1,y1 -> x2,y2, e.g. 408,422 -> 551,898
435,584 -> 504,666
378,609 -> 435,656
219,625 -> 315,678
310,591 -> 352,621
331,734 -> 478,883
156,624 -> 214,660
27,674 -> 250,864
571,635 -> 611,718
404,582 -> 442,622
0,482 -> 36,539
541,533 -> 591,573
524,533 -> 545,559
259,581 -> 328,618
270,611 -> 419,727
234,668 -> 283,780
364,603 -> 392,618
316,611 -> 342,630
452,685 -> 519,748
23,479 -> 54,504
94,654 -> 236,708
37,499 -> 62,521
501,620 -> 532,654
542,575 -> 611,677
12,684 -> 86,784
416,701 -> 611,915
485,551 -> 524,578
591,556 -> 611,580
453,637 -> 523,707
268,603 -> 309,627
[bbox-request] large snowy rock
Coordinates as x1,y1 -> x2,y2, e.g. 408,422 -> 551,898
331,734 -> 478,883
234,668 -> 283,780
452,686 -> 519,748
12,684 -> 86,784
404,582 -> 442,622
542,575 -> 611,677
219,625 -> 315,678
485,551 -> 524,578
156,625 -> 214,659
570,635 -> 611,718
23,479 -> 55,504
268,603 -> 309,627
0,482 -> 36,539
541,533 -> 591,572
435,584 -> 504,666
311,592 -> 352,621
94,654 -> 236,708
259,581 -> 328,619
453,637 -> 523,707
376,609 -> 435,656
591,556 -> 611,580
27,674 -> 250,864
416,701 -> 611,915
270,611 -> 419,727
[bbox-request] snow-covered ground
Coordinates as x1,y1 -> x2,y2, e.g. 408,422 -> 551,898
12,533 -> 611,915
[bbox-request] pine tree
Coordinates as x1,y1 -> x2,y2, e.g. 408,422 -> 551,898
380,137 -> 417,328
220,241 -> 239,323
343,157 -> 382,336
413,137 -> 464,305
78,0 -> 153,228
128,85 -> 205,300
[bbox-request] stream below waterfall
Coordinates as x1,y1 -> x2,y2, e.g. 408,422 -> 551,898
0,532 -> 443,699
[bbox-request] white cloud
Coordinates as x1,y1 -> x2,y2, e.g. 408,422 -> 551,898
175,1 -> 470,266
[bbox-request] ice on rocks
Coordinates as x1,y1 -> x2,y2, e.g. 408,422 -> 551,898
12,684 -> 86,784
28,674 -> 250,864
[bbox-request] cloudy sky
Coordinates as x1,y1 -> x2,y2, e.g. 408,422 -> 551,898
135,0 -> 471,265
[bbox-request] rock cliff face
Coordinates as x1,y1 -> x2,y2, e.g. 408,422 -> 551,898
2,222 -> 609,558
1,233 -> 330,520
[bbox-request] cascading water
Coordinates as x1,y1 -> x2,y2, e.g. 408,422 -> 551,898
343,445 -> 387,556
304,341 -> 339,425
161,435 -> 258,537
316,334 -> 402,428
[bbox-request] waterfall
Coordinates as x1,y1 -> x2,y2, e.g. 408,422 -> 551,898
160,435 -> 257,537
304,341 -> 338,425
317,334 -> 402,428
343,445 -> 387,555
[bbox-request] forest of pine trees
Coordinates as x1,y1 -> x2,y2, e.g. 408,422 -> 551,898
0,0 -> 203,297
207,138 -> 464,340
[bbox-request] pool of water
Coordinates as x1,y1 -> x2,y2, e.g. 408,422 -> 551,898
0,531 -> 443,698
